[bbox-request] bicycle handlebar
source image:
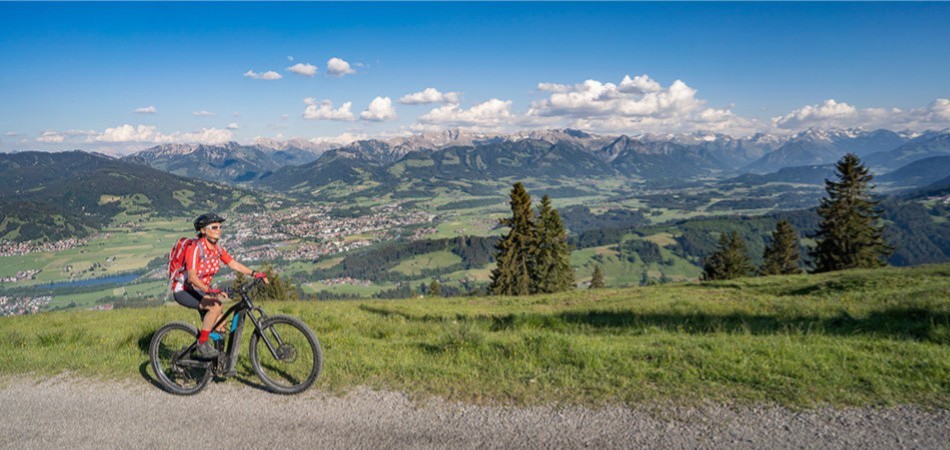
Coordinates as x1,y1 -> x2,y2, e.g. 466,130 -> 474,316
228,276 -> 265,296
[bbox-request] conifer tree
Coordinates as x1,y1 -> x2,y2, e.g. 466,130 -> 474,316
589,264 -> 605,289
811,153 -> 892,273
429,279 -> 442,297
532,195 -> 575,293
702,230 -> 754,281
490,182 -> 535,295
761,220 -> 802,275
232,264 -> 299,302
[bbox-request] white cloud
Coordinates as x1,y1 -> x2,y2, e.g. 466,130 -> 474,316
521,74 -> 766,134
302,98 -> 356,121
233,112 -> 241,118
308,131 -> 368,145
772,99 -> 858,129
133,106 -> 157,114
93,124 -> 233,144
618,74 -> 662,94
287,55 -> 294,61
771,98 -> 950,131
287,62 -> 317,77
36,131 -> 65,143
244,69 -> 282,80
528,76 -> 702,119
193,110 -> 215,117
5,132 -> 18,137
96,124 -> 160,142
326,57 -> 356,77
417,98 -> 513,130
360,97 -> 398,122
227,123 -> 239,130
399,87 -> 461,105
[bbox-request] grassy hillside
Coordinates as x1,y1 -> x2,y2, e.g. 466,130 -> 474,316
1,264 -> 947,407
0,151 -> 257,242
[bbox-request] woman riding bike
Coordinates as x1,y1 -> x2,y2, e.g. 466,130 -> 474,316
172,212 -> 268,359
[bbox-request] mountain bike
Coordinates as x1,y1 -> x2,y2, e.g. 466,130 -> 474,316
149,278 -> 322,395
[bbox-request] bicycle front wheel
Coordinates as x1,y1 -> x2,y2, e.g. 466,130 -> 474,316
149,321 -> 212,395
249,315 -> 322,395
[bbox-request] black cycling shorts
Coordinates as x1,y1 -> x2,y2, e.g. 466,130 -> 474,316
173,287 -> 206,310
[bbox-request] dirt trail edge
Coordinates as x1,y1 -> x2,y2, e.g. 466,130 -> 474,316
0,375 -> 946,449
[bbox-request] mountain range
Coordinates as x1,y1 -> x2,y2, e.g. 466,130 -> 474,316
122,128 -> 949,188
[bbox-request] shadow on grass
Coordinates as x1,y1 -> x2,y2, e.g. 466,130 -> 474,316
361,305 -> 949,343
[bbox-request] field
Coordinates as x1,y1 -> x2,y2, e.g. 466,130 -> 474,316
1,264 -> 947,408
0,219 -> 192,287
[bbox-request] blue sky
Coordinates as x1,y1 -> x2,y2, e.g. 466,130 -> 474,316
1,2 -> 948,153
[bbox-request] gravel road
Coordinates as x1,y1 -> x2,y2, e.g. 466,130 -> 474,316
0,375 -> 947,449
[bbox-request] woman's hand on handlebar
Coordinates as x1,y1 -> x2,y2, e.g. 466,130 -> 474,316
252,270 -> 270,284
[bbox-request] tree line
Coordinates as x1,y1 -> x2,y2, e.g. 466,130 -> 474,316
703,153 -> 892,280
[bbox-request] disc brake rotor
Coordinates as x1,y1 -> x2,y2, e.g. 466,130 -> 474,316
276,344 -> 297,363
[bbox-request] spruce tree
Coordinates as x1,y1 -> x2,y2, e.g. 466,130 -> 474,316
490,182 -> 535,295
532,195 -> 575,293
811,153 -> 892,273
589,264 -> 605,289
231,264 -> 299,302
429,279 -> 442,297
702,231 -> 754,281
761,220 -> 802,275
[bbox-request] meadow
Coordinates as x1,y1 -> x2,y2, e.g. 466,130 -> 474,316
1,264 -> 947,408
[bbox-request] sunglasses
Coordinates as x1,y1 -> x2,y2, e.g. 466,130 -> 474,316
206,225 -> 223,230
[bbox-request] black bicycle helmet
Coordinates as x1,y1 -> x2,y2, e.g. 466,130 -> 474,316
193,212 -> 226,231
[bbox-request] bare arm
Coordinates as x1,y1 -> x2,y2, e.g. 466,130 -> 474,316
228,259 -> 270,283
227,259 -> 254,276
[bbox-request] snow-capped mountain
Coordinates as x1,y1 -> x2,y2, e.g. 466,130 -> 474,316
746,128 -> 908,172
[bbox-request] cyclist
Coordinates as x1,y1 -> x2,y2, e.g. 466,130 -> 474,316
172,212 -> 268,359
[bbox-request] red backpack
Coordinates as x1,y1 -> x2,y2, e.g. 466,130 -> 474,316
167,237 -> 212,296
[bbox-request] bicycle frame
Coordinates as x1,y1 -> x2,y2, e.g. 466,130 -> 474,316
177,278 -> 290,376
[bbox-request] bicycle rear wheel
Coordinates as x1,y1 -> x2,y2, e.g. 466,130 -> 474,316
249,315 -> 322,395
149,321 -> 212,395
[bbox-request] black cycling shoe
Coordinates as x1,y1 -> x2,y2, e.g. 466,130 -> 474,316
193,340 -> 220,360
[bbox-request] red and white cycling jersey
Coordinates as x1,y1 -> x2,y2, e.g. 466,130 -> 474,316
171,237 -> 233,292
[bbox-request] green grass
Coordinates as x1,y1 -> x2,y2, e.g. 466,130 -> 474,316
0,264 -> 947,408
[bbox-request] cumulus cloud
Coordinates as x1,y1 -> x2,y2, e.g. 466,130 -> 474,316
772,99 -> 858,129
326,57 -> 356,77
244,69 -> 282,80
133,106 -> 157,114
302,98 -> 356,121
227,123 -> 239,130
399,87 -> 461,105
521,74 -> 767,135
417,98 -> 514,130
772,98 -> 950,131
528,76 -> 702,119
360,97 -> 397,122
193,110 -> 215,117
5,132 -> 19,137
36,131 -> 65,143
93,124 -> 232,144
287,62 -> 317,77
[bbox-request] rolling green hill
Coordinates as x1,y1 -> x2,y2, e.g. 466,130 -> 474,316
0,151 -> 257,241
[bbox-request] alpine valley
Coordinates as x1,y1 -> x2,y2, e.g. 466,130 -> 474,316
1,127 -> 948,313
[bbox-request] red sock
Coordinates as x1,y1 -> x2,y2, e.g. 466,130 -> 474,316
198,330 -> 210,344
